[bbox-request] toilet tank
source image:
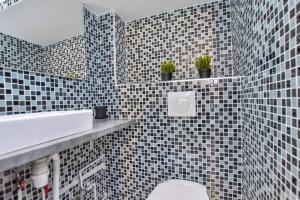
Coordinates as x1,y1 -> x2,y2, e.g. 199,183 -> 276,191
147,180 -> 210,200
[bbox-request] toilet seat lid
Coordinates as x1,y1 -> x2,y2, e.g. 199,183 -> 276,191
147,180 -> 209,200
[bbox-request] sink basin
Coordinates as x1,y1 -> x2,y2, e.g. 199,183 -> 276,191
0,110 -> 93,155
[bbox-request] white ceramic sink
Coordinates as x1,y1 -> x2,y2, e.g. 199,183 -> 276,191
0,110 -> 93,155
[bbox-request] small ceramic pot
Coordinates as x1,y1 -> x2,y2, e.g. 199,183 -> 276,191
161,72 -> 173,81
198,69 -> 211,78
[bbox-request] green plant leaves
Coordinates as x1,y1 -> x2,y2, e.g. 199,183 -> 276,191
194,55 -> 211,70
160,60 -> 176,73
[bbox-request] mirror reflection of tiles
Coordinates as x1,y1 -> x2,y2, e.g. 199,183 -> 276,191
0,0 -> 86,79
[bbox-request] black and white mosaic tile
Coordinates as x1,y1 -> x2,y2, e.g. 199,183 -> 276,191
232,0 -> 300,199
1,0 -> 297,200
0,4 -> 243,199
0,32 -> 86,80
45,35 -> 86,80
105,78 -> 242,200
0,7 -> 116,200
0,32 -> 47,74
123,0 -> 232,84
115,13 -> 127,84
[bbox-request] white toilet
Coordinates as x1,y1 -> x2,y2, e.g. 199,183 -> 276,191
147,180 -> 210,200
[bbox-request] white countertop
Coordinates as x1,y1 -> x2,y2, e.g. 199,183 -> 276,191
0,119 -> 135,171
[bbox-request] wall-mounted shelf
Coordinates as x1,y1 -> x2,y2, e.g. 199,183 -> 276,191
116,76 -> 243,86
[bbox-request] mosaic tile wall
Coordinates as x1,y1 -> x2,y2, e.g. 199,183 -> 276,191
105,78 -> 242,200
0,32 -> 47,74
115,13 -> 127,84
124,0 -> 232,84
0,3 -> 244,200
232,0 -> 300,199
0,32 -> 86,80
45,35 -> 86,80
0,8 -> 117,200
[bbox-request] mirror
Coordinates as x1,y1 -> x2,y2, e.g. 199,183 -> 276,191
0,0 -> 86,79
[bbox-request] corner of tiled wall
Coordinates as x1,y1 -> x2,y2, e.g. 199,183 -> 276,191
232,0 -> 300,199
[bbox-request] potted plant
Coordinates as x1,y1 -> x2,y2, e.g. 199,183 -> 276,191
160,60 -> 176,81
195,55 -> 212,78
